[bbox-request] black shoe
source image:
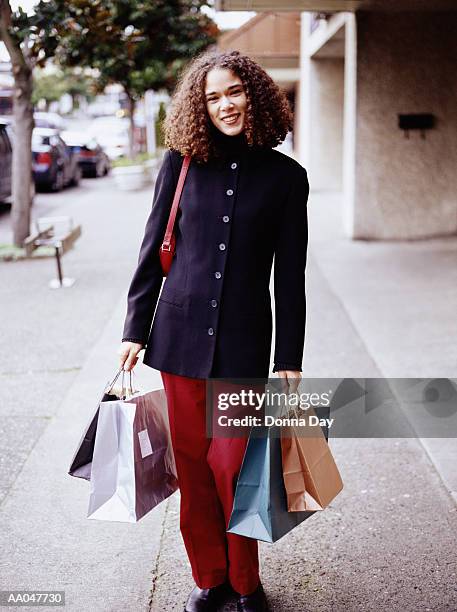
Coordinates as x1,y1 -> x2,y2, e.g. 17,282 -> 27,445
184,581 -> 231,612
236,583 -> 268,612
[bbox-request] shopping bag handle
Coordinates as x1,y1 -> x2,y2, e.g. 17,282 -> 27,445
105,367 -> 135,399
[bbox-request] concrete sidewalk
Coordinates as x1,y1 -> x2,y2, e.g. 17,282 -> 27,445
151,247 -> 457,610
307,191 -> 457,503
0,177 -> 166,611
1,183 -> 456,611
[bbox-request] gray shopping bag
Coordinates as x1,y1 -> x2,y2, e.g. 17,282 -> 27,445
87,388 -> 178,522
227,426 -> 316,543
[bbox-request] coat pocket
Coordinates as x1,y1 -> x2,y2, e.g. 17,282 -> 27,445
158,285 -> 185,308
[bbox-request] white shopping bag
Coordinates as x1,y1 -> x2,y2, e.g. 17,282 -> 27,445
87,388 -> 178,522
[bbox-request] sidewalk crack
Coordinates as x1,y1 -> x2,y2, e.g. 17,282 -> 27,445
148,496 -> 172,611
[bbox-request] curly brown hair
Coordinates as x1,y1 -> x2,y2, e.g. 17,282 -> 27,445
164,49 -> 293,163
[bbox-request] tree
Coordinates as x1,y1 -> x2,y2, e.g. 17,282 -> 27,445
155,101 -> 167,148
32,70 -> 66,110
1,0 -> 218,246
0,0 -> 34,246
61,69 -> 97,109
32,68 -> 97,110
27,0 -> 219,156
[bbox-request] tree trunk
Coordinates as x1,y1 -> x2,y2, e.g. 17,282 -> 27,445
0,1 -> 34,247
11,65 -> 34,246
126,93 -> 135,159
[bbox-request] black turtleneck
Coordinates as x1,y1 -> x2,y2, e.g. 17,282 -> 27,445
209,123 -> 250,158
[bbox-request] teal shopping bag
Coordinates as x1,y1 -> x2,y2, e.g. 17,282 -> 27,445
227,426 -> 316,543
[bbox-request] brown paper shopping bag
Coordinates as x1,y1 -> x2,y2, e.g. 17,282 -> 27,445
280,409 -> 343,512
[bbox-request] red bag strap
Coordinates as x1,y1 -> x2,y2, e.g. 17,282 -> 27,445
162,154 -> 191,248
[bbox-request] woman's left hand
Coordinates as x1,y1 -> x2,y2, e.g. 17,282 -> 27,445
276,370 -> 301,395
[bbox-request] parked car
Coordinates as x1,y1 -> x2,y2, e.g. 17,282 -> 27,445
60,130 -> 110,178
0,121 -> 12,202
0,89 -> 13,117
32,127 -> 81,191
88,117 -> 130,160
0,119 -> 36,206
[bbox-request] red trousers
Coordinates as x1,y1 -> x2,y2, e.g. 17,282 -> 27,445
161,371 -> 260,596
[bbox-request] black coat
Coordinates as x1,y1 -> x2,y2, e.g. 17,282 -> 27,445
122,133 -> 309,379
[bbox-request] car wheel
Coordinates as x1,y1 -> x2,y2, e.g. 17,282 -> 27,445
51,169 -> 64,192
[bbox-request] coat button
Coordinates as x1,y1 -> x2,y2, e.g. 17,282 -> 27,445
222,215 -> 230,223
231,162 -> 237,169
219,243 -> 226,251
208,327 -> 214,336
226,189 -> 234,196
214,271 -> 222,279
210,299 -> 218,308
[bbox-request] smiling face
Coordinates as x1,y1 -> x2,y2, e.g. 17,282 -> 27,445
205,67 -> 247,136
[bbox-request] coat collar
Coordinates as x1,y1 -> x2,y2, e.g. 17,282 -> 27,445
208,126 -> 266,169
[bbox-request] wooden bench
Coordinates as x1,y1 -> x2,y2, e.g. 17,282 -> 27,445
24,216 -> 82,288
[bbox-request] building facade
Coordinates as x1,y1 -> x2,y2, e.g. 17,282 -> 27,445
216,1 -> 457,240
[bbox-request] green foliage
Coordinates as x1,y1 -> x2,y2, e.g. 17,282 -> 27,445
0,244 -> 25,261
11,0 -> 219,99
32,68 -> 97,108
32,71 -> 66,107
61,69 -> 98,101
155,101 -> 167,148
112,152 -> 156,167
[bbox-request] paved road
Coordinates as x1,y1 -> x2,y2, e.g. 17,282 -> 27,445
0,177 -> 456,611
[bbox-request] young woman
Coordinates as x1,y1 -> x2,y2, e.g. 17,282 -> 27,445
119,50 -> 309,612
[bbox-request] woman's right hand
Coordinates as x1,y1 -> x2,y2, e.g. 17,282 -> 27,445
118,341 -> 144,372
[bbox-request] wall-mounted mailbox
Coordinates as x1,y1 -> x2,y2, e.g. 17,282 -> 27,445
398,113 -> 435,139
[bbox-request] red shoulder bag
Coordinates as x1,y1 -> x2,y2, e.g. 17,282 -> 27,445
159,155 -> 191,276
